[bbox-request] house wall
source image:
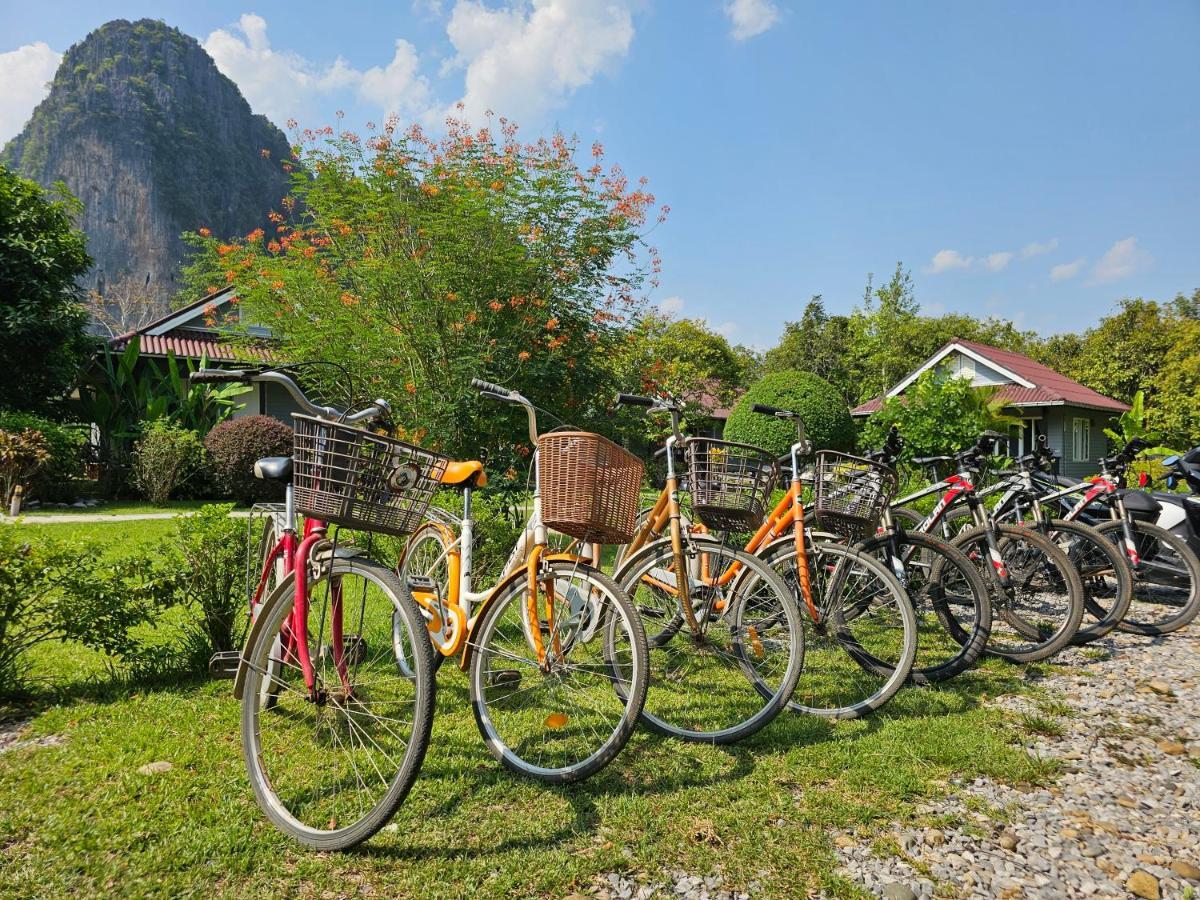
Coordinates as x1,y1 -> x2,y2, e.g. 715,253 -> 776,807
941,351 -> 1012,387
231,383 -> 301,426
1043,406 -> 1118,478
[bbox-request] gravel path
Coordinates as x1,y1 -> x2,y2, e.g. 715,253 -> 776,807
833,628 -> 1200,899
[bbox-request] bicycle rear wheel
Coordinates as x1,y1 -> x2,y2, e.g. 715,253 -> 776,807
760,539 -> 915,719
241,556 -> 436,850
615,536 -> 803,743
469,558 -> 648,783
950,524 -> 1084,662
1095,519 -> 1200,635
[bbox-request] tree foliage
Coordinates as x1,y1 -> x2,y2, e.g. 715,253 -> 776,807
182,115 -> 665,472
0,165 -> 93,414
723,370 -> 855,456
859,371 -> 1020,461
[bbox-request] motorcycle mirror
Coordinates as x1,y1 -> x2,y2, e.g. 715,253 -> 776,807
1162,455 -> 1180,467
1167,475 -> 1179,489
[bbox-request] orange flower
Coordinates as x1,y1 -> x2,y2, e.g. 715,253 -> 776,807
445,292 -> 458,302
271,280 -> 285,290
340,292 -> 359,307
545,317 -> 560,330
405,382 -> 417,394
490,180 -> 504,191
488,300 -> 504,312
198,227 -> 211,238
246,228 -> 265,242
217,244 -> 235,257
518,351 -> 531,362
267,241 -> 281,254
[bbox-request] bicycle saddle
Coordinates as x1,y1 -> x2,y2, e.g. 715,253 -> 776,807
254,456 -> 293,483
439,459 -> 488,488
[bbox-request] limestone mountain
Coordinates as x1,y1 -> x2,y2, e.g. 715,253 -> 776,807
2,18 -> 292,306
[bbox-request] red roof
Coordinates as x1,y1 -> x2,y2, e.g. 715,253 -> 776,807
851,338 -> 1129,416
108,287 -> 274,362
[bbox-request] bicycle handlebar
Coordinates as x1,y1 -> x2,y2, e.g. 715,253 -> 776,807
616,393 -> 656,408
190,368 -> 387,424
471,377 -> 510,397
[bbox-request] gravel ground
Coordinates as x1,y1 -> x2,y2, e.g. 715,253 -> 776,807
832,628 -> 1200,900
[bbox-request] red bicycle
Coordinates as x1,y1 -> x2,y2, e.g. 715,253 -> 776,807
192,367 -> 443,851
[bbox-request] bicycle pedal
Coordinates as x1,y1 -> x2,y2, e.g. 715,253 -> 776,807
406,574 -> 438,594
208,651 -> 240,680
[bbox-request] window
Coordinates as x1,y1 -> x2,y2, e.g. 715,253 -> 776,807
1072,417 -> 1091,462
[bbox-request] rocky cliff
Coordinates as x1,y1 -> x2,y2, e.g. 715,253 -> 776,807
2,18 -> 292,305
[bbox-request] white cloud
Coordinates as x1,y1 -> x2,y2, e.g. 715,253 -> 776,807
1091,236 -> 1151,284
713,321 -> 739,338
926,249 -> 974,274
204,14 -> 431,125
1050,258 -> 1086,281
1021,238 -> 1059,258
984,251 -> 1014,272
0,42 -> 61,145
658,296 -> 685,316
445,0 -> 635,123
724,0 -> 782,40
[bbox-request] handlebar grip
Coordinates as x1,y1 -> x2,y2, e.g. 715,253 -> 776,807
616,393 -> 655,408
752,403 -> 795,417
190,369 -> 249,383
471,377 -> 510,396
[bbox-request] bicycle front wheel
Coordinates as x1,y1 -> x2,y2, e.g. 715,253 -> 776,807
469,558 -> 648,783
950,524 -> 1084,662
761,539 -> 915,719
616,537 -> 804,743
241,556 -> 436,850
1095,519 -> 1200,635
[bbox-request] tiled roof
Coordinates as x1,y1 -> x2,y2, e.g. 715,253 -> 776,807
851,338 -> 1129,416
112,331 -> 273,361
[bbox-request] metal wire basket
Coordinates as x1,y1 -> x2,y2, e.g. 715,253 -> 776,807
685,438 -> 779,532
812,450 -> 898,540
539,431 -> 644,544
292,414 -> 448,538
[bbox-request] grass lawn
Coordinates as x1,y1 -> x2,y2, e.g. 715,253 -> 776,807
17,500 -> 220,517
0,521 -> 1061,898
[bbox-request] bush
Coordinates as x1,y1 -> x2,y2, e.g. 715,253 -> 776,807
0,528 -> 177,696
723,370 -> 855,457
0,427 -> 50,512
204,415 -> 293,505
132,420 -> 205,504
0,412 -> 86,503
167,504 -> 245,663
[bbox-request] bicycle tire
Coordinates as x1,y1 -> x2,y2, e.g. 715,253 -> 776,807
614,536 -> 803,743
241,557 -> 436,850
469,558 -> 649,783
1094,519 -> 1200,635
949,524 -> 1085,662
758,539 -> 916,719
854,528 -> 992,684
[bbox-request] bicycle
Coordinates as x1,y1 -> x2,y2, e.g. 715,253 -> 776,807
940,435 -> 1133,644
192,366 -> 439,851
891,431 -> 1085,662
822,425 -> 993,684
1005,437 -> 1200,635
397,379 -> 649,783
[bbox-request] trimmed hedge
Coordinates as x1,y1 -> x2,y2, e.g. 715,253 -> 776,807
204,415 -> 293,505
723,370 -> 855,456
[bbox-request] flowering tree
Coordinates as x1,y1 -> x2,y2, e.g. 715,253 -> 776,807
183,113 -> 666,471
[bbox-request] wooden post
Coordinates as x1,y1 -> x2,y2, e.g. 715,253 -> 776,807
8,484 -> 23,517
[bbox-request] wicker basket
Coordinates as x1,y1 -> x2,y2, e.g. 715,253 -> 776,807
812,450 -> 898,540
292,414 -> 448,538
539,432 -> 644,544
685,438 -> 779,532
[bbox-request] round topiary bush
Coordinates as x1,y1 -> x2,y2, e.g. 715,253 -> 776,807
723,371 -> 855,456
204,415 -> 293,505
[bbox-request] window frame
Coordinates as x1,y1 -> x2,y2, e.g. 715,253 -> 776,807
1071,416 -> 1092,462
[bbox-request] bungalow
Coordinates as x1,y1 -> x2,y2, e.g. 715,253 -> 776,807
110,287 -> 302,423
851,338 -> 1130,478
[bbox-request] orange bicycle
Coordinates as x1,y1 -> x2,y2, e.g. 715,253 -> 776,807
616,398 -> 915,721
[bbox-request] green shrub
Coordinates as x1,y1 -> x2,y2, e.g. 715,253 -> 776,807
723,370 -> 855,456
0,528 -> 177,696
167,504 -> 244,662
204,415 -> 293,505
0,427 -> 50,511
0,413 -> 86,502
132,420 -> 205,504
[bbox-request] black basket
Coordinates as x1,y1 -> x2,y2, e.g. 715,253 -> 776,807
292,414 -> 448,538
685,438 -> 779,532
812,451 -> 898,540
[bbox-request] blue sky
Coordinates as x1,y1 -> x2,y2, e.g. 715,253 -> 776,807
2,1 -> 1198,347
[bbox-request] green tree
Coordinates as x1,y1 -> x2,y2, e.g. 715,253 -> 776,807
762,296 -> 854,397
0,165 -> 93,414
182,117 -> 664,472
723,370 -> 855,456
859,370 -> 1019,462
1148,316 -> 1200,447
